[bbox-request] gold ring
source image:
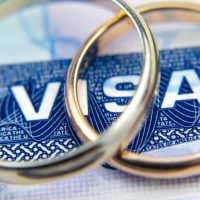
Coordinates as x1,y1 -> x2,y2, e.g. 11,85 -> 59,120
0,0 -> 158,184
67,0 -> 200,179
65,0 -> 159,181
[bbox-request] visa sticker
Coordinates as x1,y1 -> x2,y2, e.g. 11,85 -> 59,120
0,47 -> 199,161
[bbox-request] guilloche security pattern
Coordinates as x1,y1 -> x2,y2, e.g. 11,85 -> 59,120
0,47 -> 199,161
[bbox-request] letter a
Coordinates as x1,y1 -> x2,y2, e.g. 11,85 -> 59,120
161,70 -> 200,108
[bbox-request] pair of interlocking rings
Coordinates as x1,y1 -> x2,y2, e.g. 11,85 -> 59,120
0,0 -> 200,185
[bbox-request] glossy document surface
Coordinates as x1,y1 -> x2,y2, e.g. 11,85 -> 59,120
0,47 -> 199,199
0,47 -> 198,161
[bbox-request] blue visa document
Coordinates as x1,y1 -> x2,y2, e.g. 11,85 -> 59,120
0,47 -> 199,161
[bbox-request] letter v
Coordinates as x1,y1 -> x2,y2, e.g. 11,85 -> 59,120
11,82 -> 61,121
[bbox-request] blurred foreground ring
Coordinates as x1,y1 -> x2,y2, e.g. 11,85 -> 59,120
68,0 -> 200,179
0,0 -> 158,184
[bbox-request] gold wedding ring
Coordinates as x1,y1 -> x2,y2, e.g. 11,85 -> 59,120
66,1 -> 200,179
0,0 -> 158,184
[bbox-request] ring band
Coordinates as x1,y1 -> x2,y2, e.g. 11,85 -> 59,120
0,0 -> 158,184
65,0 -> 159,180
68,1 -> 200,179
